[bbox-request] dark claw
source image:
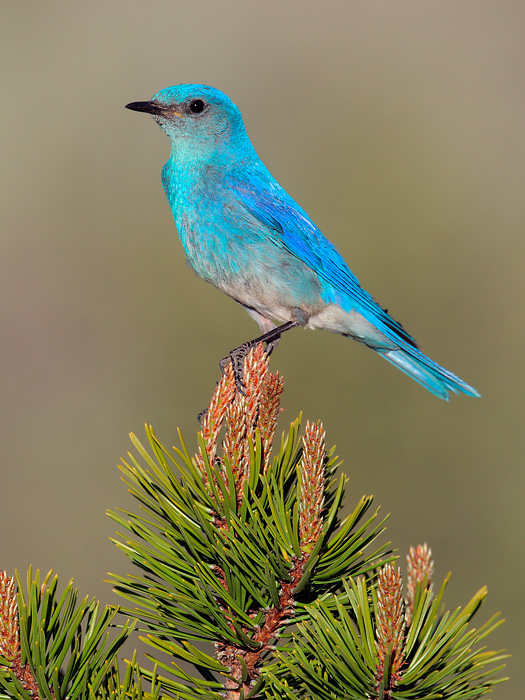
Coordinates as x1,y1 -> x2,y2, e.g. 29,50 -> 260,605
219,356 -> 231,374
197,408 -> 208,424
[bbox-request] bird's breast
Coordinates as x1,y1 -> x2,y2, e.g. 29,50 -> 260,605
175,204 -> 326,324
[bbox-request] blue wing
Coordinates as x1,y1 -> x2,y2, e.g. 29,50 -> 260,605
229,172 -> 480,399
231,173 -> 417,348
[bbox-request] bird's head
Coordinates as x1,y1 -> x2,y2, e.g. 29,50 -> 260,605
126,84 -> 250,159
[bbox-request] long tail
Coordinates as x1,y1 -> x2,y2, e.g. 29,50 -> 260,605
378,346 -> 480,400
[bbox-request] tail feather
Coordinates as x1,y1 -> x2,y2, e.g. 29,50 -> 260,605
379,347 -> 480,400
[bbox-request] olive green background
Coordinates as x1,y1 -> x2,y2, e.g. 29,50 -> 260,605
1,2 -> 523,696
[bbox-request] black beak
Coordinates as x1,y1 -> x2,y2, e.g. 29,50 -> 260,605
125,100 -> 165,115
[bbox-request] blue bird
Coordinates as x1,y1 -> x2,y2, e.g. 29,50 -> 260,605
126,84 -> 479,400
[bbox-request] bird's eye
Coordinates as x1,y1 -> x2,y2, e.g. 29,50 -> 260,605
189,99 -> 205,114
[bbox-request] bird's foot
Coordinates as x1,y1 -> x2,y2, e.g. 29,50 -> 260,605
220,320 -> 300,394
220,341 -> 254,394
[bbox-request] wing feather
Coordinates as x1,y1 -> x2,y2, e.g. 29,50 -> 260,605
231,175 -> 418,349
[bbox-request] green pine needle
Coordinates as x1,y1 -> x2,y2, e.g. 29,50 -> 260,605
0,569 -> 134,700
265,573 -> 507,699
108,413 -> 390,694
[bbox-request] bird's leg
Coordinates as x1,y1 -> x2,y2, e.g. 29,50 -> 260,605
220,320 -> 299,393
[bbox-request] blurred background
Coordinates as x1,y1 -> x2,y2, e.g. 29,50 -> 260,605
1,1 -> 523,695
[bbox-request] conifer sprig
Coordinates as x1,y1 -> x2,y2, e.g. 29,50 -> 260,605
109,344 -> 389,699
265,555 -> 507,700
405,543 -> 434,626
375,564 -> 405,694
1,345 -> 505,700
0,569 -> 136,700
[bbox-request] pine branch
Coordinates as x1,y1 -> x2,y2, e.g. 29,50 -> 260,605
1,344 -> 506,699
109,344 -> 390,698
0,568 -> 137,700
266,550 -> 507,699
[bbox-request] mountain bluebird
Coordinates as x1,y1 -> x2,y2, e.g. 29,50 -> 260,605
126,84 -> 479,400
